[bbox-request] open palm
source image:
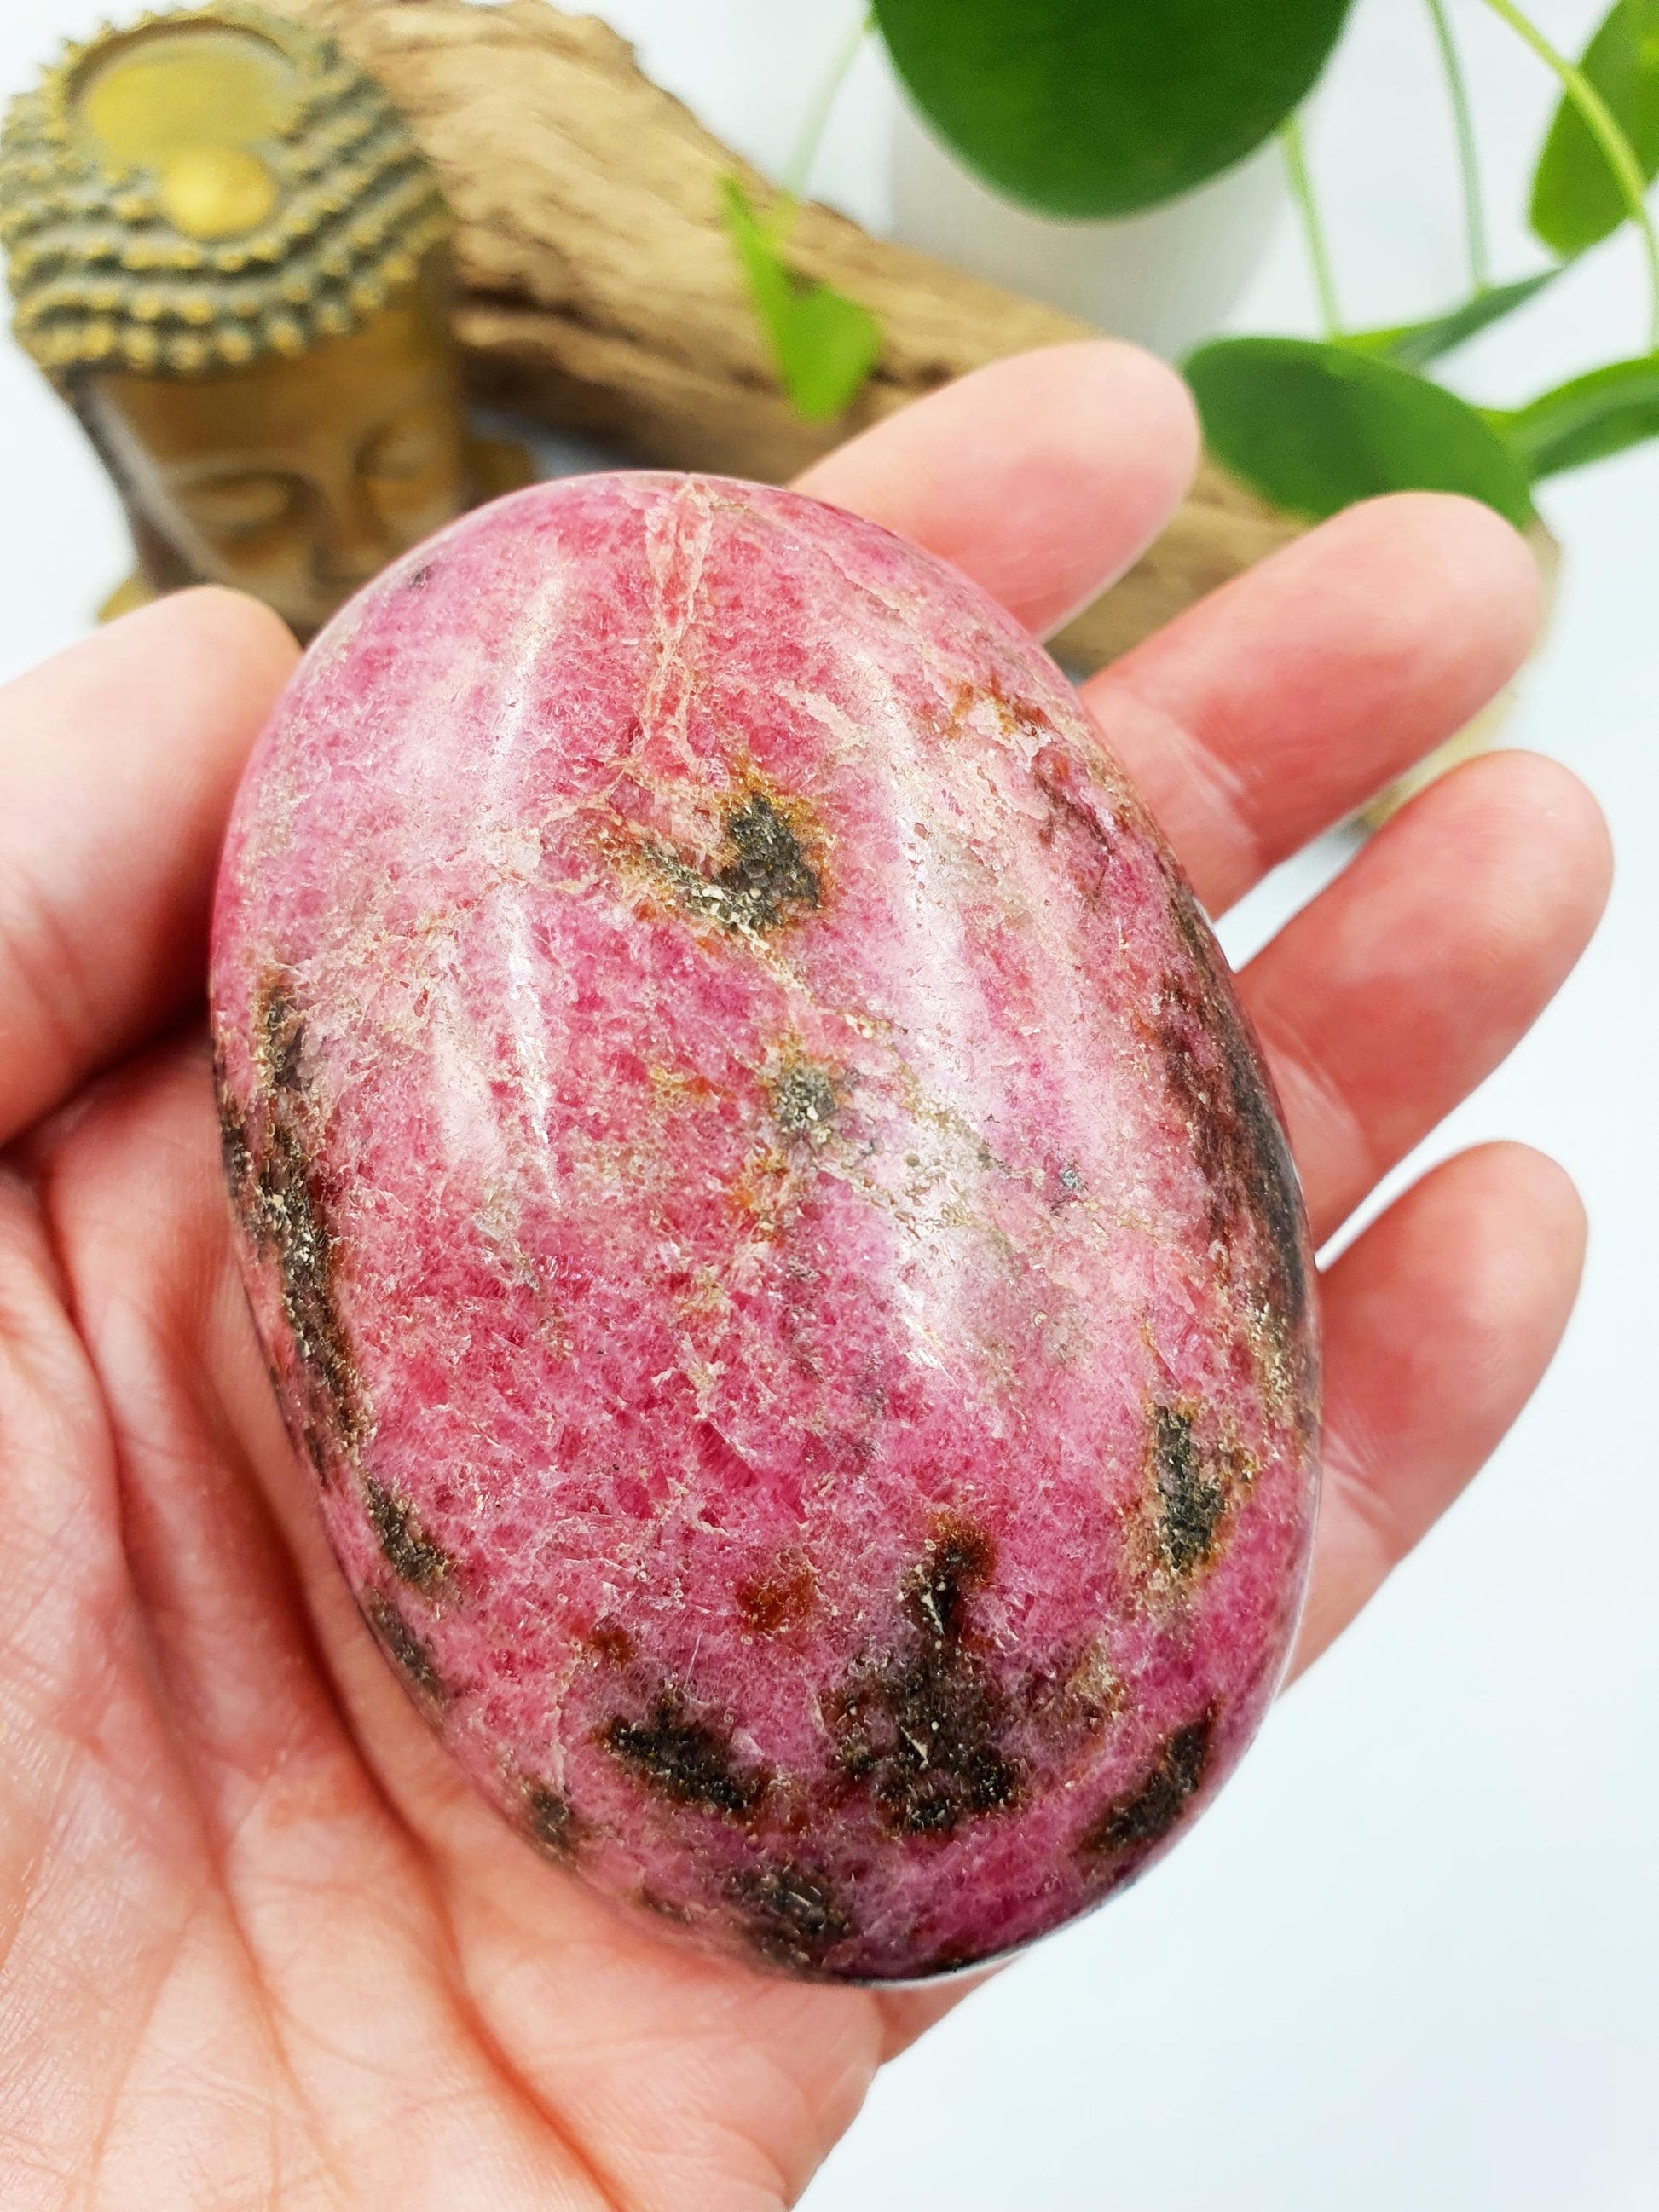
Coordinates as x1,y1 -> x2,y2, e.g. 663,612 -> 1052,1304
0,344 -> 1608,2209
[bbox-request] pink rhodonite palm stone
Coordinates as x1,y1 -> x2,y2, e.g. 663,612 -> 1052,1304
211,473 -> 1320,1981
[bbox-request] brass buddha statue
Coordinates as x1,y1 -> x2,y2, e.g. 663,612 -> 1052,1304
0,3 -> 529,640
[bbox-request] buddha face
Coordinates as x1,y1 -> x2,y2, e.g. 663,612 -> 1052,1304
83,281 -> 473,639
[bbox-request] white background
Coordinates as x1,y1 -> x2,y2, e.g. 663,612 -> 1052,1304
0,4 -> 1654,2207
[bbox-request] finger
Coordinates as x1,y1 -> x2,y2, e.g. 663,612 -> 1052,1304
0,1166 -> 292,2212
795,339 -> 1200,638
1083,494 -> 1543,912
1291,1143 -> 1587,1677
25,1034 -> 413,1830
1242,750 -> 1611,1245
0,1166 -> 131,1759
0,587 -> 298,1149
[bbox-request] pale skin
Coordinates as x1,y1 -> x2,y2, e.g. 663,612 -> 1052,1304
0,343 -> 1610,2209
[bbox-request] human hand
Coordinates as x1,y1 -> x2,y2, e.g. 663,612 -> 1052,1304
0,343 -> 1609,2209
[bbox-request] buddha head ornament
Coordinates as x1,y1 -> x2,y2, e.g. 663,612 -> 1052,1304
0,3 -> 529,639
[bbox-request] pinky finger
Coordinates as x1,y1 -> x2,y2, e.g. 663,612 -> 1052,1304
1292,1142 -> 1587,1678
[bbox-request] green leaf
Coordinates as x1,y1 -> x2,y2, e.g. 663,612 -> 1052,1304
1183,338 -> 1536,528
872,0 -> 1355,219
721,178 -> 882,424
1496,353 -> 1659,476
1345,270 -> 1559,372
1530,0 -> 1659,254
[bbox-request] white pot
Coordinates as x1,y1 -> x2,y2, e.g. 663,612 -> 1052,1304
888,98 -> 1286,360
584,2 -> 893,236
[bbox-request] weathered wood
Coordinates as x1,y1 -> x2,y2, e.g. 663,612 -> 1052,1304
275,0 -> 1304,666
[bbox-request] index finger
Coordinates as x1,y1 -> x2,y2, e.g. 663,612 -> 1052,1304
0,586 -> 298,1147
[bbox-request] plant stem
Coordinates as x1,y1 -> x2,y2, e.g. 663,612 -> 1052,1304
1425,0 -> 1490,292
1280,114 -> 1342,338
783,7 -> 875,205
1477,0 -> 1659,350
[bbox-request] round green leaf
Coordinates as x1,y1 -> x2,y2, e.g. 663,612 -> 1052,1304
1530,0 -> 1659,257
1184,338 -> 1536,528
873,0 -> 1356,219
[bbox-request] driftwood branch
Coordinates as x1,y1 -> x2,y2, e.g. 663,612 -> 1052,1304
275,0 -> 1304,667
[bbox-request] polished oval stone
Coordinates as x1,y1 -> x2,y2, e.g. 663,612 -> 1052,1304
211,473 -> 1320,1982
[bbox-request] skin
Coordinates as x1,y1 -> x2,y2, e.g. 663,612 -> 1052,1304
0,341 -> 1610,2209
82,284 -> 473,641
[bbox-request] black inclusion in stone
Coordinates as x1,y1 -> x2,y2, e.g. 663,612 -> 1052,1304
363,1475 -> 451,1594
1078,1708 -> 1217,1863
1151,1405 -> 1227,1577
831,1516 -> 1024,1839
658,791 -> 822,936
600,1692 -> 769,1817
365,1595 -> 446,1704
523,1784 -> 581,1861
717,794 -> 820,928
727,1861 -> 853,1971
